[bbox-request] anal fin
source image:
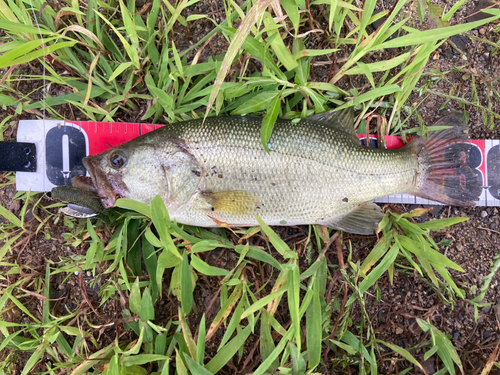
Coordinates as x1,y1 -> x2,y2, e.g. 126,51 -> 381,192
323,202 -> 384,235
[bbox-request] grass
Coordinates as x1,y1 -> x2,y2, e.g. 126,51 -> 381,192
0,0 -> 500,373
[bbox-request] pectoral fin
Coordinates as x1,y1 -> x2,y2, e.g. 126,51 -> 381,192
323,202 -> 384,235
203,190 -> 258,215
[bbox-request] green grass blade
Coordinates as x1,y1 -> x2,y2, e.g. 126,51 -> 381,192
378,14 -> 500,49
206,324 -> 252,374
181,251 -> 194,314
191,254 -> 230,276
287,263 -> 301,351
204,0 -> 275,118
306,277 -> 322,369
196,314 -> 206,364
0,204 -> 22,227
256,217 -> 297,259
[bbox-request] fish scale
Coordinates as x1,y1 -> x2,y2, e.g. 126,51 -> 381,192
78,111 -> 481,234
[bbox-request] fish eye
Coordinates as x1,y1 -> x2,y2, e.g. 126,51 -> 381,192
109,150 -> 127,169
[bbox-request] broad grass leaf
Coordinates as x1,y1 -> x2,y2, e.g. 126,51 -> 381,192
218,297 -> 245,350
350,84 -> 402,106
399,235 -> 464,271
122,354 -> 169,366
345,51 -> 414,75
240,287 -> 287,319
234,244 -> 283,270
181,252 -> 194,314
170,264 -> 196,300
142,239 -> 159,301
417,217 -> 468,231
300,255 -> 326,280
191,255 -> 230,276
196,315 -> 206,364
150,195 -> 182,260
0,19 -> 53,35
377,339 -> 428,374
260,310 -> 278,371
268,32 -> 298,71
176,348 -> 189,375
293,48 -> 339,59
261,93 -> 280,152
115,198 -> 151,217
242,34 -> 286,80
206,324 -> 252,374
140,287 -> 155,321
347,243 -> 399,306
281,0 -> 299,34
359,0 -> 376,46
433,263 -> 464,298
0,203 -> 22,228
231,91 -> 278,115
306,277 -> 322,369
0,234 -> 21,264
360,233 -> 392,275
341,330 -> 376,367
253,329 -> 294,375
69,344 -> 115,374
191,239 -> 226,253
378,13 -> 500,49
206,284 -> 243,341
416,0 -> 426,23
0,38 -> 52,66
130,278 -> 141,315
442,0 -> 468,22
179,307 -> 197,359
204,0 -> 275,118
256,217 -> 297,259
145,228 -> 163,248
20,337 -> 50,375
108,61 -> 134,82
183,353 -> 214,375
287,263 -> 301,350
417,320 -> 464,375
155,333 -> 167,355
354,61 -> 375,87
428,4 -> 449,28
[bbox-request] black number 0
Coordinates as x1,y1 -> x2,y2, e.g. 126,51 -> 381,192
45,126 -> 87,186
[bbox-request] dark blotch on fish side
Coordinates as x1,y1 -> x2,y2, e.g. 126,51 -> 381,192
342,197 -> 349,202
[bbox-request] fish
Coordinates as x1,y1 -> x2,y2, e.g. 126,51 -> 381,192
72,110 -> 482,235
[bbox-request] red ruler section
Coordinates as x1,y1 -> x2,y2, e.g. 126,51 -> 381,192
70,121 -> 157,155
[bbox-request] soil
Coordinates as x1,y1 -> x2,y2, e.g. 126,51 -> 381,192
1,0 -> 500,374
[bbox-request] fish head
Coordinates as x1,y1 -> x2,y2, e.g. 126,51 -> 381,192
75,142 -> 167,208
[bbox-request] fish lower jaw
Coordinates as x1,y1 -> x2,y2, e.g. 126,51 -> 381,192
99,194 -> 117,209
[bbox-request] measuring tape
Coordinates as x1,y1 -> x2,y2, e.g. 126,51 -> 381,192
12,119 -> 499,207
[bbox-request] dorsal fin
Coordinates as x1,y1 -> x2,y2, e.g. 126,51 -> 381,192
306,108 -> 359,143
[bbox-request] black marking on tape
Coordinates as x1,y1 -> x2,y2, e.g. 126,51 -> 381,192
0,142 -> 37,172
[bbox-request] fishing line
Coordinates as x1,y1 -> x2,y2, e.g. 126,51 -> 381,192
28,0 -> 47,192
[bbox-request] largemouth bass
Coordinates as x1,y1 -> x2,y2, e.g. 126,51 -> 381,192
73,111 -> 481,234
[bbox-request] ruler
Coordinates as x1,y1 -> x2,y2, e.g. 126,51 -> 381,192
14,119 -> 499,207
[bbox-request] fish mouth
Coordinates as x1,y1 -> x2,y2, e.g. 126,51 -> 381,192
72,156 -> 119,209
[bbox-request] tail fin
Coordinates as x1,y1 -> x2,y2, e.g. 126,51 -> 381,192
411,112 -> 482,206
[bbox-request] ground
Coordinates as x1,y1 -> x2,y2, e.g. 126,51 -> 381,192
1,0 -> 500,373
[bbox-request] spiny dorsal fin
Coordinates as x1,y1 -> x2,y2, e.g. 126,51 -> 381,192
306,108 -> 359,143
